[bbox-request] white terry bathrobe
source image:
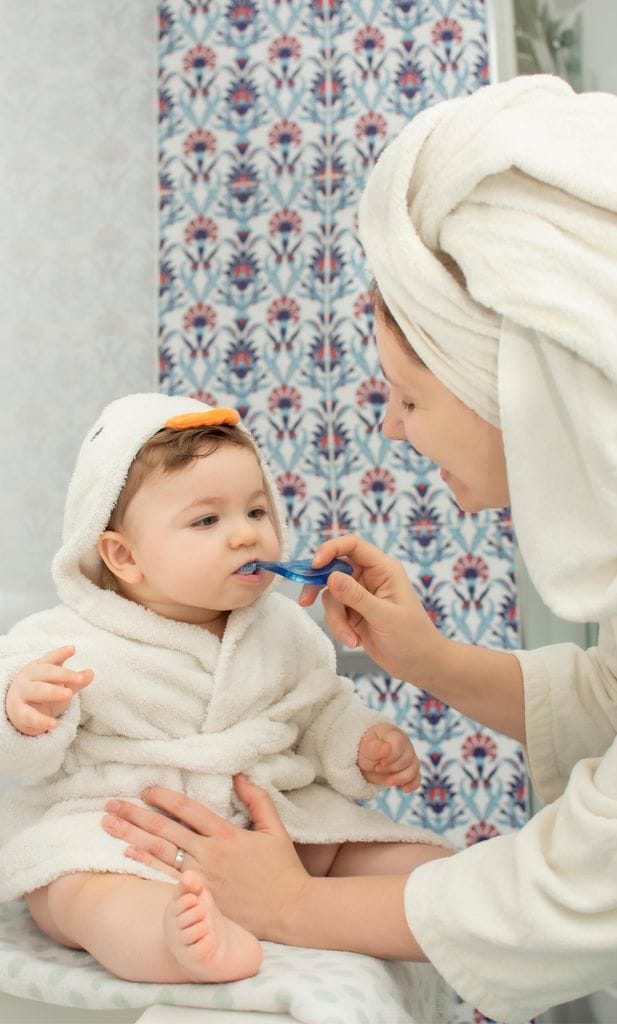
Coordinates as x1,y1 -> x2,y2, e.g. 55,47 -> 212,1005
0,393 -> 444,903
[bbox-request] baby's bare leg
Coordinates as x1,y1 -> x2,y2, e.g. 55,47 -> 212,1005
295,841 -> 341,876
327,840 -> 452,877
26,870 -> 261,983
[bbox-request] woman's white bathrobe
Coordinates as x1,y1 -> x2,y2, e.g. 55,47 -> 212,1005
359,75 -> 617,1022
0,393 -> 444,902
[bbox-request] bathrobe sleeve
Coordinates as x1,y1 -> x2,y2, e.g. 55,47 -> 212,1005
277,602 -> 388,801
400,622 -> 617,1024
297,673 -> 385,801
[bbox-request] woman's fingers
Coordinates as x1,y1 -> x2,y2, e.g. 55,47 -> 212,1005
101,797 -> 205,862
321,588 -> 360,647
327,570 -> 385,620
102,802 -> 177,860
312,533 -> 387,571
140,786 -> 232,838
232,774 -> 287,836
297,582 -> 322,608
124,840 -> 200,878
102,812 -> 180,876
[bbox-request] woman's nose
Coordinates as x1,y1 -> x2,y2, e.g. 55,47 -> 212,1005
381,400 -> 405,441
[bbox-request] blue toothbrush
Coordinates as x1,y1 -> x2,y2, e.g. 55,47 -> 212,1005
237,557 -> 353,585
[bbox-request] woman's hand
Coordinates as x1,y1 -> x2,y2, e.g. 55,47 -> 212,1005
101,774 -> 310,941
103,774 -> 430,960
300,534 -> 526,741
299,534 -> 446,688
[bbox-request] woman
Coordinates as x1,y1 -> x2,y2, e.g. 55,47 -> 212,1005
102,74 -> 617,1022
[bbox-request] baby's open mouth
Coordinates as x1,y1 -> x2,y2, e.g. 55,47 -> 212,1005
236,562 -> 259,575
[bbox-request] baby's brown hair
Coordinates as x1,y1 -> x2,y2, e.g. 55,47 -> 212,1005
108,424 -> 257,530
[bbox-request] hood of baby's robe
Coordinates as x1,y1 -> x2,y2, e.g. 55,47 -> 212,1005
51,393 -> 287,613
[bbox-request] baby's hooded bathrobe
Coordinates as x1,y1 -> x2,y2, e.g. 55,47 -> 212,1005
0,393 -> 444,901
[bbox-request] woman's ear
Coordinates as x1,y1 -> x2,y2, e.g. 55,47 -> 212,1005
97,531 -> 143,585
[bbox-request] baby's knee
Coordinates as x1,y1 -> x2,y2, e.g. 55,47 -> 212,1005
47,872 -> 109,936
26,876 -> 91,948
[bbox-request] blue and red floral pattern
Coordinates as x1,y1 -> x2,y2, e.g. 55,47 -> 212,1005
159,3 -> 528,1018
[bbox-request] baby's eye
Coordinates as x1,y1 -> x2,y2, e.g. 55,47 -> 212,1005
401,400 -> 415,412
193,514 -> 218,528
248,507 -> 267,520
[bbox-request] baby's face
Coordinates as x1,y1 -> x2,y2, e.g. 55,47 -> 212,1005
118,443 -> 281,625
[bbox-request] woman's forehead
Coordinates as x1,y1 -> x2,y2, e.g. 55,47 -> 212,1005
376,324 -> 431,388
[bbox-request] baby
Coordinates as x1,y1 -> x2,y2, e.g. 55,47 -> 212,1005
0,394 -> 449,984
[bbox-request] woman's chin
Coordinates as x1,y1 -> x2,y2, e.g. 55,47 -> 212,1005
446,480 -> 487,515
454,489 -> 507,514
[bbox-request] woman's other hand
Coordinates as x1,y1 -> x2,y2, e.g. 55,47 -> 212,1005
102,774 -> 428,960
300,533 -> 445,688
101,774 -> 309,941
300,533 -> 525,741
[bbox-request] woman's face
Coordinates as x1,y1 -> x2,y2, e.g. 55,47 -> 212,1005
376,317 -> 510,513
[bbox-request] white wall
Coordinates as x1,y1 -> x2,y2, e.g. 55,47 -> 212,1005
0,0 -> 158,632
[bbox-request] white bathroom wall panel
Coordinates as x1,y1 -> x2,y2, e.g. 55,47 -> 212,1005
0,0 -> 158,631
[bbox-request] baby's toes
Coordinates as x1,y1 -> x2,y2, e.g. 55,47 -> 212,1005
177,904 -> 204,930
174,890 -> 198,916
178,919 -> 209,946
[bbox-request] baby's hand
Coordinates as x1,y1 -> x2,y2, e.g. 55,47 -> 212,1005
5,645 -> 93,736
357,723 -> 421,793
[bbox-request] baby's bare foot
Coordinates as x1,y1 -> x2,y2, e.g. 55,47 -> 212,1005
163,870 -> 263,982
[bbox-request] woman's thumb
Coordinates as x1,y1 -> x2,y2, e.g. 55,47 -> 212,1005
328,570 -> 383,622
233,774 -> 287,836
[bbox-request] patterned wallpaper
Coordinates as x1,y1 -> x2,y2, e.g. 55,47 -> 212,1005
158,4 -> 527,1019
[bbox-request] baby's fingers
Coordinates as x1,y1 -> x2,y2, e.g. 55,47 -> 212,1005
37,665 -> 93,691
386,763 -> 422,793
377,744 -> 415,772
13,704 -> 60,736
62,667 -> 94,692
365,737 -> 391,763
28,681 -> 75,704
34,645 -> 77,667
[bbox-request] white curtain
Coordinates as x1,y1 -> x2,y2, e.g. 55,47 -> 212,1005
0,0 -> 158,630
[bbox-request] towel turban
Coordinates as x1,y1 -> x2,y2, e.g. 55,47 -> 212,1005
359,74 -> 617,622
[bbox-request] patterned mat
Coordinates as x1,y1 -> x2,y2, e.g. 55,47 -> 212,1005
0,900 -> 449,1024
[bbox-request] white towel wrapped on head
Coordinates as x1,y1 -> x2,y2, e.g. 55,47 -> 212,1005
359,74 -> 617,622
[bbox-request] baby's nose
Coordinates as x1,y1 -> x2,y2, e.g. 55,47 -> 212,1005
229,520 -> 258,546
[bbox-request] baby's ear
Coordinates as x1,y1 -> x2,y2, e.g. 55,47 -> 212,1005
97,531 -> 142,584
